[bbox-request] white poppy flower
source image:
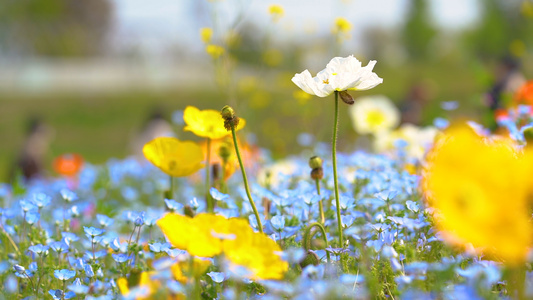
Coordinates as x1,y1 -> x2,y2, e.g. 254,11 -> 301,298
349,95 -> 400,135
291,55 -> 383,97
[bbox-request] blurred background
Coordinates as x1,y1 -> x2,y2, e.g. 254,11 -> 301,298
1,0 -> 532,182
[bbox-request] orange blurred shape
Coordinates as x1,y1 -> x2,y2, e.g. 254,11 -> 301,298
53,153 -> 84,176
514,80 -> 533,106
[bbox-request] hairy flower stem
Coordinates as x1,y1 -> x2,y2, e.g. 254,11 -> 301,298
315,178 -> 325,224
332,91 -> 344,262
230,123 -> 263,233
303,222 -> 331,263
205,137 -> 214,213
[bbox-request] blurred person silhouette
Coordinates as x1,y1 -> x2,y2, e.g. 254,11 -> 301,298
10,116 -> 54,182
130,107 -> 175,158
484,56 -> 526,128
400,82 -> 430,125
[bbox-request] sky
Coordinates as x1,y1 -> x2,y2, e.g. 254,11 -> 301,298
111,0 -> 479,56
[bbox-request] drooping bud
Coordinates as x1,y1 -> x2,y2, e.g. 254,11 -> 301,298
299,250 -> 320,269
221,105 -> 240,131
310,168 -> 324,180
183,205 -> 195,218
339,90 -> 354,105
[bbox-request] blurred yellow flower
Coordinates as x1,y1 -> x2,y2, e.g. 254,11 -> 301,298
171,258 -> 211,283
268,5 -> 284,22
422,126 -> 532,264
293,90 -> 312,104
333,17 -> 352,34
157,213 -> 229,257
157,213 -> 288,280
183,106 -> 245,140
348,95 -> 400,135
143,137 -> 204,177
206,44 -> 225,59
200,27 -> 213,44
117,271 -> 159,300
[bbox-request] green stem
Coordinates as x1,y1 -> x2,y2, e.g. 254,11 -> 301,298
230,123 -> 263,233
205,138 -> 213,213
303,222 -> 331,263
315,178 -> 325,224
332,91 -> 343,249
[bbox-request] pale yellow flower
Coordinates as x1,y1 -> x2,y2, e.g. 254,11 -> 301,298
268,5 -> 284,22
348,95 -> 400,135
200,27 -> 213,44
206,44 -> 225,59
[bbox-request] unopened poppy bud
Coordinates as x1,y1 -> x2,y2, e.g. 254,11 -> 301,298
310,168 -> 324,180
308,156 -> 323,169
221,105 -> 240,131
221,105 -> 235,120
183,205 -> 195,218
339,90 -> 354,105
523,126 -> 533,145
218,141 -> 232,162
299,250 -> 320,268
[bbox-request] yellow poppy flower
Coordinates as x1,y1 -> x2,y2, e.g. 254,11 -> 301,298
183,106 -> 246,140
171,258 -> 212,283
143,137 -> 204,177
222,218 -> 288,280
117,271 -> 160,300
157,213 -> 288,280
157,213 -> 231,257
422,126 -> 532,265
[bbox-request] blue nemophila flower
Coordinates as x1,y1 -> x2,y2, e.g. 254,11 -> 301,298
210,187 -> 230,201
68,280 -> 90,294
20,199 -> 37,212
207,271 -> 226,283
433,117 -> 449,130
62,232 -> 80,244
84,264 -> 95,277
49,240 -> 69,253
112,253 -> 130,264
54,269 -> 76,281
69,205 -> 80,217
25,211 -> 40,225
148,242 -> 171,253
134,212 -> 145,226
49,289 -> 73,300
60,189 -> 78,202
84,250 -> 107,261
31,193 -> 51,208
164,199 -> 183,212
28,244 -> 49,255
405,200 -> 419,213
84,226 -> 105,239
281,248 -> 306,264
270,215 -> 285,231
96,214 -> 114,227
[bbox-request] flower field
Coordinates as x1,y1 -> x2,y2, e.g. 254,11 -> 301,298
2,1 -> 533,300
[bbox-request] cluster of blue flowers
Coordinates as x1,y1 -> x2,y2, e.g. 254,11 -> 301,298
0,142 -> 519,299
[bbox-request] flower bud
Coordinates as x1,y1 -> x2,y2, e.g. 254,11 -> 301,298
299,250 -> 320,269
310,168 -> 324,180
221,105 -> 240,131
221,105 -> 235,120
218,141 -> 232,163
184,205 -> 195,218
308,156 -> 323,169
523,126 -> 533,145
339,90 -> 354,105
